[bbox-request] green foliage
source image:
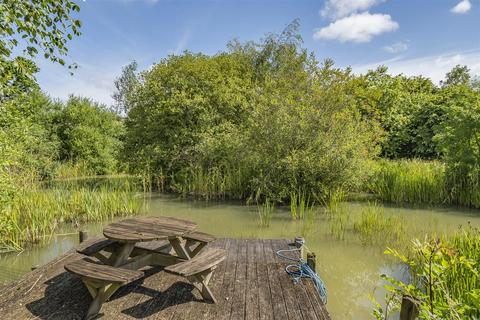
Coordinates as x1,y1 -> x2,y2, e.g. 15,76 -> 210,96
375,228 -> 480,319
55,96 -> 124,174
257,199 -> 274,227
0,182 -> 142,252
355,68 -> 441,159
0,0 -> 81,98
124,22 -> 378,204
435,85 -> 480,207
112,61 -> 139,116
353,202 -> 405,246
369,159 -> 448,205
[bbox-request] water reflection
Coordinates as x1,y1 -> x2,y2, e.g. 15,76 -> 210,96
1,194 -> 479,319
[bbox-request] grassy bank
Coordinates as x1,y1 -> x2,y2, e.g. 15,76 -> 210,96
0,178 -> 143,252
369,159 -> 480,208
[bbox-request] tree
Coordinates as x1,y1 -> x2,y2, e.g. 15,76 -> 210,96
55,97 -> 124,174
0,0 -> 81,98
441,65 -> 471,87
112,61 -> 138,116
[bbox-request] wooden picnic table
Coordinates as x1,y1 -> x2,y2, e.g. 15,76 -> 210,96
103,216 -> 197,266
65,216 -> 227,320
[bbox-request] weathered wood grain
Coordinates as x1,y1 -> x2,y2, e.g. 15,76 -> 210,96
0,238 -> 330,320
165,247 -> 227,277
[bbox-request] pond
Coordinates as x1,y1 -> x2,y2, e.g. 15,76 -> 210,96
1,194 -> 479,319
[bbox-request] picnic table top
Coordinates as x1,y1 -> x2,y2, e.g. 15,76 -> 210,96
103,216 -> 197,242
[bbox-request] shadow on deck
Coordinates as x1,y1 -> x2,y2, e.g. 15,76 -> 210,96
0,239 -> 330,320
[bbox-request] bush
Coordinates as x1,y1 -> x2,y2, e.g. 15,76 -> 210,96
123,23 -> 379,203
55,96 -> 124,174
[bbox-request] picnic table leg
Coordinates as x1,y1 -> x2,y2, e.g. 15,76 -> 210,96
83,280 -> 120,320
169,237 -> 191,260
108,242 -> 135,267
187,267 -> 217,303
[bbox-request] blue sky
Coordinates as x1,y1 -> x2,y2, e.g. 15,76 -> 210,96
36,0 -> 480,105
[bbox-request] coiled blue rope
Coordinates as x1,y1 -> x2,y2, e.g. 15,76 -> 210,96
276,245 -> 328,304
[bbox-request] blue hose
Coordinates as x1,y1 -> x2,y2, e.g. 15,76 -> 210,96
276,246 -> 328,304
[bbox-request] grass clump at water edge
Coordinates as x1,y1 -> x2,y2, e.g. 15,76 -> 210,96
0,185 -> 143,252
374,226 -> 480,319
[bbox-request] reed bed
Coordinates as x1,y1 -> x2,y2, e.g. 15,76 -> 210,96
0,185 -> 142,252
170,165 -> 249,200
369,159 -> 447,205
353,202 -> 405,246
370,159 -> 480,208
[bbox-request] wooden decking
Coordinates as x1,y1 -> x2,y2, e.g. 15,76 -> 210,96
0,239 -> 330,320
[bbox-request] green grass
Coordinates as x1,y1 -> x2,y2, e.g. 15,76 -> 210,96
369,159 -> 447,205
353,202 -> 405,246
257,199 -> 274,227
369,159 -> 480,208
0,184 -> 142,252
169,165 -> 249,200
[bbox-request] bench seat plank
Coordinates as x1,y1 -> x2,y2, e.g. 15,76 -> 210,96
165,247 -> 227,277
184,231 -> 216,243
65,258 -> 144,285
76,237 -> 117,256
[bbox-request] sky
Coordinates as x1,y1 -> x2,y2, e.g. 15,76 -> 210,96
36,0 -> 480,106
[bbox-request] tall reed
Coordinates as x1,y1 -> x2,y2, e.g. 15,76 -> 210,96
353,202 -> 405,246
257,199 -> 274,227
369,159 -> 447,205
0,184 -> 142,252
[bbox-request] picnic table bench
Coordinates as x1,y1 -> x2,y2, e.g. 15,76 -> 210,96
65,216 -> 226,320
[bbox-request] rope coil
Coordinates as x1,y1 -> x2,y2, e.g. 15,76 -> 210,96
276,244 -> 328,304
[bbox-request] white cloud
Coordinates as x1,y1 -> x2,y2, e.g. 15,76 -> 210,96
352,49 -> 480,84
451,0 -> 472,14
172,29 -> 191,55
36,59 -> 120,106
382,41 -> 408,53
320,0 -> 383,19
313,12 -> 399,43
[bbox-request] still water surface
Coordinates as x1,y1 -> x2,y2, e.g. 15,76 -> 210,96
1,194 -> 479,319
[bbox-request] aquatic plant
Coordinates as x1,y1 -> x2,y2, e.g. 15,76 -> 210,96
353,202 -> 405,246
0,184 -> 142,252
369,159 -> 480,208
257,199 -> 274,227
374,227 -> 480,319
369,159 -> 447,205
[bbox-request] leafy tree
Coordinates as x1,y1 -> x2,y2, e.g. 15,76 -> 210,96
0,0 -> 81,98
441,65 -> 471,87
55,96 -> 124,174
124,22 -> 378,201
112,61 -> 138,116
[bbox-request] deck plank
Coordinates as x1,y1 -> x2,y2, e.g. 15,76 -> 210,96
230,239 -> 248,320
245,240 -> 260,320
0,238 -> 330,320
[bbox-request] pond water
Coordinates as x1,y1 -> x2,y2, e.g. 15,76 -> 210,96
1,194 -> 479,319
